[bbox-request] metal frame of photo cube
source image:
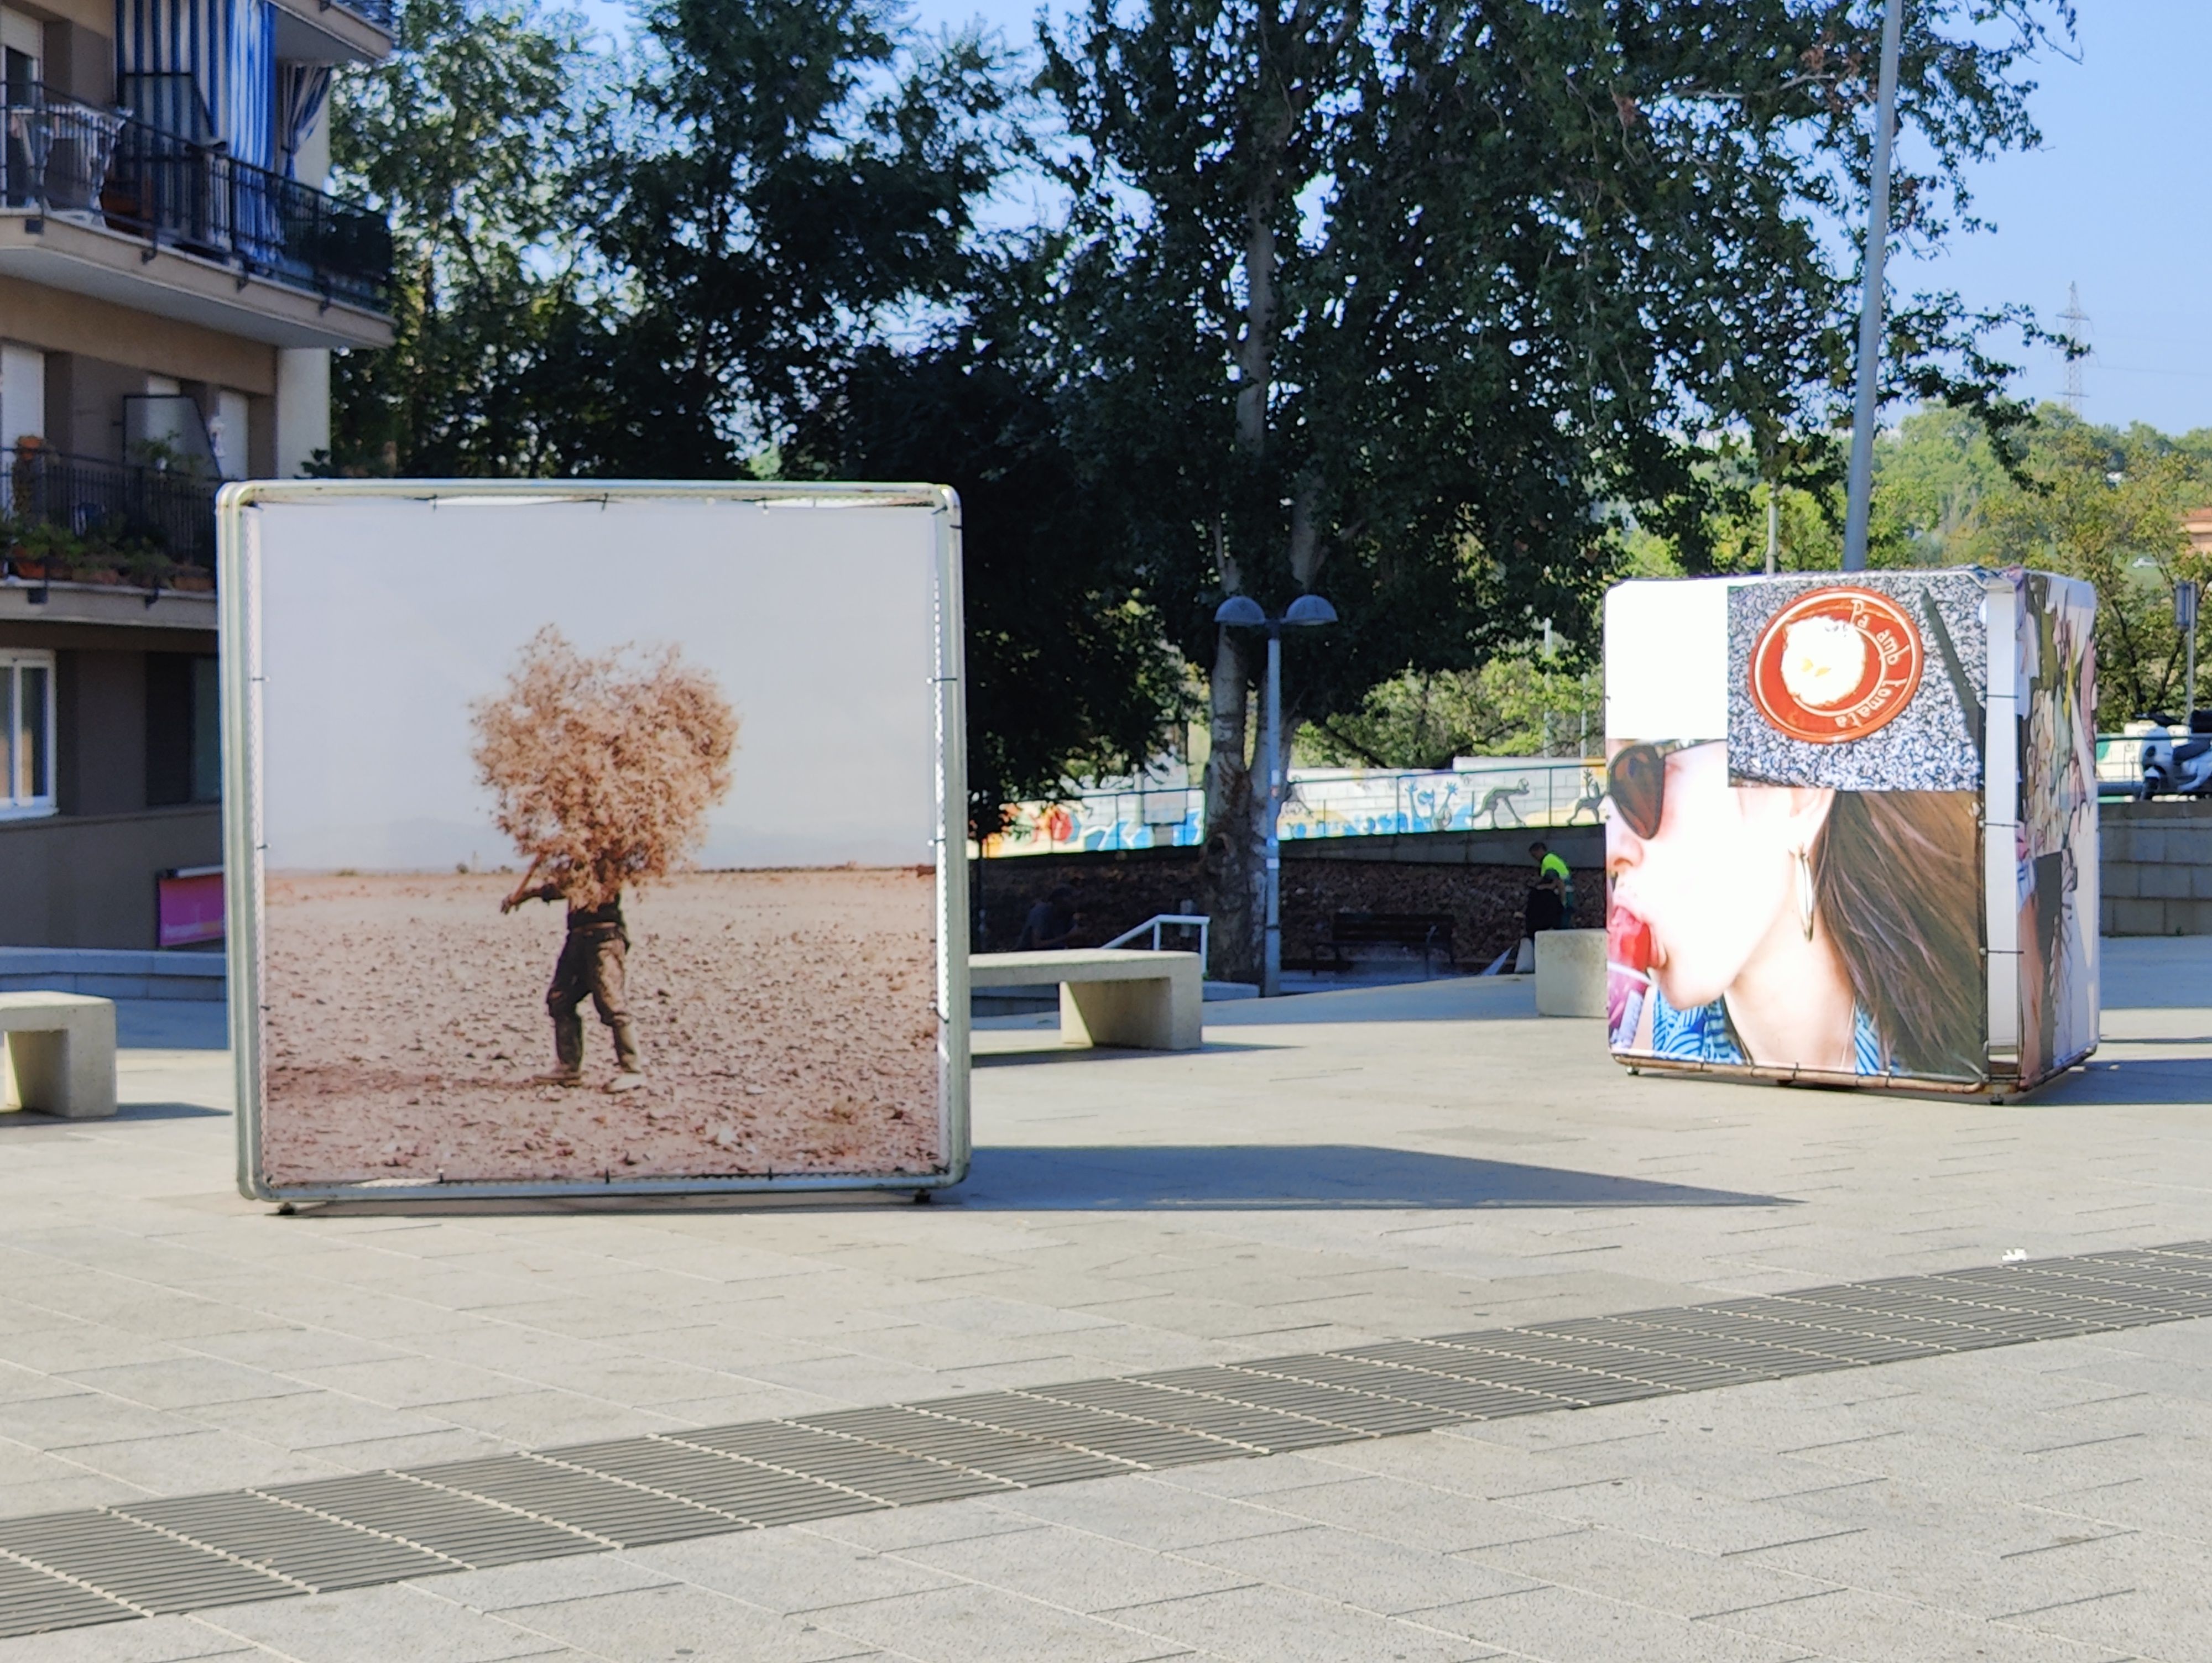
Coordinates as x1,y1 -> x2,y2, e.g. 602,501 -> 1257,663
218,479 -> 970,1201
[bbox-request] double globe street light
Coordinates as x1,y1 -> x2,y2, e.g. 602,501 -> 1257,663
1213,592 -> 1338,996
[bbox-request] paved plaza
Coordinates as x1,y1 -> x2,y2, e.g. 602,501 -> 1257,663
1,939 -> 2210,1660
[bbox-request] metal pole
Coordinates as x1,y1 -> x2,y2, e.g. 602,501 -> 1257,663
2190,591 -> 2200,724
1766,481 -> 1780,577
2178,580 -> 2200,723
1262,629 -> 1282,998
1841,0 -> 1905,573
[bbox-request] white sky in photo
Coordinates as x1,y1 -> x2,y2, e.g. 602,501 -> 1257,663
254,494 -> 943,872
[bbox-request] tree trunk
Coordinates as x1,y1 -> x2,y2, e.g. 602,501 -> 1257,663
1201,624 -> 1267,985
1204,134 -> 1285,986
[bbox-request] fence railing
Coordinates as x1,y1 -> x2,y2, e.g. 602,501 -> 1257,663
2,448 -> 218,575
977,757 -> 1603,857
1,85 -> 392,310
1100,914 -> 1211,959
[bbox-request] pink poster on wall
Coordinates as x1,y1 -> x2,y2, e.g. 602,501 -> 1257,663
157,867 -> 225,947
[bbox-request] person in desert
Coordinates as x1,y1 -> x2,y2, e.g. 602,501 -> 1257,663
474,627 -> 737,1092
501,858 -> 643,1090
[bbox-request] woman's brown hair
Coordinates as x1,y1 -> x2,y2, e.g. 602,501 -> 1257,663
1813,791 -> 1985,1079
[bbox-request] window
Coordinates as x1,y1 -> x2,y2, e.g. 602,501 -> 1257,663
146,652 -> 219,807
0,650 -> 54,817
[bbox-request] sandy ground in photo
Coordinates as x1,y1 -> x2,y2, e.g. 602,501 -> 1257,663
259,869 -> 941,1186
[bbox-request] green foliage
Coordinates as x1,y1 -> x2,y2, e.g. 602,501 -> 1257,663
326,0 -> 2083,861
1974,414 -> 2201,720
1687,402 -> 2211,722
1,516 -> 199,588
784,263 -> 1191,829
1039,0 -> 2069,703
552,0 -> 1014,474
326,0 -> 608,474
1298,660 -> 1600,771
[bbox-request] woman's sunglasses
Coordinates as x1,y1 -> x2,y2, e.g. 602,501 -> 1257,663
1605,741 -> 1710,840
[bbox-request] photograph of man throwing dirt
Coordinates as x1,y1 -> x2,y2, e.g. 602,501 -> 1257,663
477,627 -> 738,1095
247,489 -> 949,1193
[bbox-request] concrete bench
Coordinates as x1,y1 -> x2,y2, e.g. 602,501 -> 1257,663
1534,929 -> 1606,1018
0,993 -> 118,1118
971,950 -> 1203,1050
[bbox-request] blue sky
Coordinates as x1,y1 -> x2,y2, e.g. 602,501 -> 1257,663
580,1 -> 2209,435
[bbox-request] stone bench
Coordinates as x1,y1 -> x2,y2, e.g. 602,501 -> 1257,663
0,993 -> 118,1118
1533,929 -> 1607,1019
971,950 -> 1203,1051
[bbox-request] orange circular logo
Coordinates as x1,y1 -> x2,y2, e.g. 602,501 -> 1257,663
1749,586 -> 1923,743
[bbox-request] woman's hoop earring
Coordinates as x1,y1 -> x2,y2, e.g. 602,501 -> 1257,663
1797,848 -> 1816,941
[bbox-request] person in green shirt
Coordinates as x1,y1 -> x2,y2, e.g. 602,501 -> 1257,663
1527,840 -> 1572,934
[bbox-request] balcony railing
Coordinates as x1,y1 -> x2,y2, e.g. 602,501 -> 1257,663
330,0 -> 394,30
3,448 -> 218,579
1,85 -> 392,311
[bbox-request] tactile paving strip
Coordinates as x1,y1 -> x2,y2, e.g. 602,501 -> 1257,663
8,1237 -> 2212,1638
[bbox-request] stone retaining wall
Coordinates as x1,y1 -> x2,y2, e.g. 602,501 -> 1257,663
2101,799 -> 2212,935
975,834 -> 1598,969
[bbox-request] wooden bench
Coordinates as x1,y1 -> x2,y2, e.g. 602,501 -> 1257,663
0,992 -> 118,1118
970,950 -> 1203,1050
1312,912 -> 1456,976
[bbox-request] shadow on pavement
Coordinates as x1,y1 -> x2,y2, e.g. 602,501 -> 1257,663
262,1148 -> 1787,1220
0,1102 -> 228,1128
951,1143 -> 1790,1210
972,1039 -> 1292,1066
2027,1056 -> 2212,1106
1202,977 -> 1539,1028
2101,935 -> 2212,1010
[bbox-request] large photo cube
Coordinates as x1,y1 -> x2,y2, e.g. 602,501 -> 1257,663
1602,568 -> 2095,1097
224,484 -> 964,1197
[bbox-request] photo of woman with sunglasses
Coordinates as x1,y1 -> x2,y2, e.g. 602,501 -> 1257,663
1605,740 -> 1984,1081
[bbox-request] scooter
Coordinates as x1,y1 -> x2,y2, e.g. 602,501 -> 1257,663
2139,713 -> 2212,797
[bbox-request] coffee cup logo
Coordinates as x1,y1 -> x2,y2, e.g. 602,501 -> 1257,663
1749,587 -> 1923,743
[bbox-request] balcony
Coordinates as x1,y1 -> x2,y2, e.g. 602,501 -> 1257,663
0,86 -> 393,347
326,0 -> 394,32
270,0 -> 395,61
2,446 -> 218,584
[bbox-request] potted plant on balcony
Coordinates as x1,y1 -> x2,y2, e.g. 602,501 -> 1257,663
116,542 -> 175,592
4,520 -> 84,583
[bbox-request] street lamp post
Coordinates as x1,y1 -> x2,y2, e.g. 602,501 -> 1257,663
1214,593 -> 1338,996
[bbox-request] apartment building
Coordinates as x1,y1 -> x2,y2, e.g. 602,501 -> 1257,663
1,0 -> 390,946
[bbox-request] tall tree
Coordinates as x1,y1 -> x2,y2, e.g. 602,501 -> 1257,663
785,258 -> 1188,829
557,0 -> 1013,474
326,0 -> 608,475
1040,0 -> 2072,982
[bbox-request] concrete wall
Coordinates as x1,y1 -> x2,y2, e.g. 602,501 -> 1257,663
0,805 -> 219,948
274,348 -> 329,477
977,833 -> 1601,969
2101,799 -> 2212,936
0,278 -> 280,399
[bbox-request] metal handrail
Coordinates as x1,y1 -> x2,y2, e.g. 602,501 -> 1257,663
1102,913 -> 1210,961
1,83 -> 392,309
2,447 -> 217,572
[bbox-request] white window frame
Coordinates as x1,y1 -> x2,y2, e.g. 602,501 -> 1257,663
0,649 -> 56,819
